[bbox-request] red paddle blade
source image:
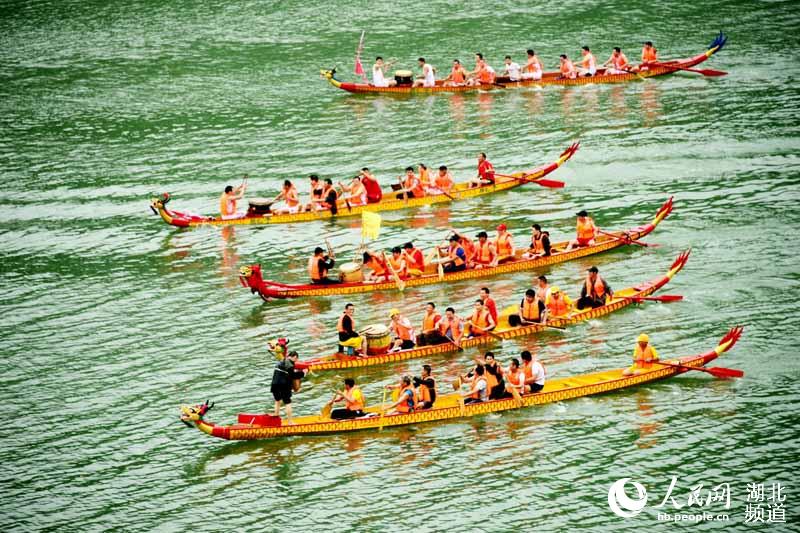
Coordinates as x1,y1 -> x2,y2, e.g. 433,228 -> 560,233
706,366 -> 744,378
698,69 -> 727,77
533,178 -> 565,188
652,294 -> 684,302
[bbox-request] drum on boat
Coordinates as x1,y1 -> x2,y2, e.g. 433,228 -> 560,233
247,198 -> 273,216
363,324 -> 391,355
394,70 -> 413,85
339,262 -> 364,283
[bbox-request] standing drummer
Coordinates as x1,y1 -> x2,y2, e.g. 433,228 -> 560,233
337,303 -> 367,355
309,247 -> 338,285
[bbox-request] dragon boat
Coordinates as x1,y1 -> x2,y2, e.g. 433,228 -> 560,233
149,143 -> 578,228
240,197 -> 674,300
293,250 -> 690,371
179,326 -> 742,440
321,32 -> 726,95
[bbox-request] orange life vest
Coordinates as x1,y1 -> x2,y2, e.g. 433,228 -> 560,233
478,64 -> 494,84
547,295 -> 569,317
582,53 -> 596,70
396,385 -> 417,413
642,47 -> 657,62
474,241 -> 494,264
470,376 -> 487,400
451,67 -> 465,84
419,167 -> 431,186
336,313 -> 354,333
521,298 -> 539,321
404,248 -> 425,271
417,378 -> 435,403
435,172 -> 453,190
461,238 -> 475,261
576,217 -> 596,240
422,311 -> 441,332
614,53 -> 629,70
470,309 -> 490,334
366,255 -> 387,277
532,233 -> 545,254
485,367 -> 500,392
388,255 -> 407,277
219,193 -> 235,216
449,244 -> 465,266
506,369 -> 523,390
634,344 -> 657,363
496,233 -> 513,256
308,256 -> 323,281
404,175 -> 425,198
561,60 -> 575,77
585,275 -> 607,299
438,316 -> 463,338
346,387 -> 365,410
391,317 -> 415,341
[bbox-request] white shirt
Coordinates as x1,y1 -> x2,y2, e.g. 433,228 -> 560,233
422,63 -> 435,87
372,65 -> 388,87
505,62 -> 521,81
531,361 -> 546,386
475,377 -> 488,401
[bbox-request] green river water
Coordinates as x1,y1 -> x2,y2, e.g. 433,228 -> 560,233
2,0 -> 799,531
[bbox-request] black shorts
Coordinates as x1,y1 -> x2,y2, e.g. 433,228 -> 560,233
271,385 -> 292,404
443,263 -> 466,272
398,339 -> 415,350
526,383 -> 544,393
418,401 -> 434,410
330,408 -> 364,420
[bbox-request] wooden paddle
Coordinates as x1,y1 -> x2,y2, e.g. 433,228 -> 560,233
397,176 -> 408,204
381,251 -> 405,291
495,172 -> 565,189
623,295 -> 683,303
659,361 -> 743,379
337,182 -> 353,212
378,387 -> 388,431
435,246 -> 445,281
520,318 -> 566,331
598,229 -> 658,248
320,393 -> 337,418
651,62 -> 727,77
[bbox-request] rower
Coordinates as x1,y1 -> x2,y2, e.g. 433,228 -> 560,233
521,49 -> 543,81
317,178 -> 339,215
476,351 -> 505,399
443,59 -> 467,87
337,303 -> 367,354
270,350 -> 308,424
521,350 -> 546,393
309,246 -> 339,285
388,308 -> 416,352
479,287 -> 498,325
426,165 -> 455,195
272,179 -> 301,214
412,57 -> 436,88
466,299 -> 496,337
327,378 -> 366,419
396,166 -> 425,199
386,376 -> 418,414
462,364 -> 488,404
402,242 -> 425,276
603,47 -> 630,74
565,210 -> 598,250
466,53 -> 495,86
558,54 -> 577,79
440,235 -> 467,272
340,175 -> 368,206
416,302 -> 442,346
535,275 -> 550,317
494,223 -> 515,263
577,266 -> 613,309
521,224 -> 551,259
578,46 -> 597,77
543,286 -> 573,321
303,174 -> 324,212
362,251 -> 389,282
413,365 -> 436,409
503,358 -> 525,398
220,182 -> 246,219
502,55 -> 521,81
436,306 -> 464,346
418,164 -> 431,189
638,41 -> 658,71
472,231 -> 497,269
623,333 -> 660,376
359,168 -> 383,204
388,246 -> 409,279
372,56 -> 398,87
508,288 -> 541,326
469,152 -> 496,188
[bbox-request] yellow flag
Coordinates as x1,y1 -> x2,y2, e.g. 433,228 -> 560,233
361,211 -> 381,240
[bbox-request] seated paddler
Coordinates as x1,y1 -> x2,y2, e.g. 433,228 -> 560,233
623,333 -> 660,376
309,246 -> 339,285
413,364 -> 436,409
385,376 -> 418,414
543,286 -> 573,321
327,378 -> 366,419
362,250 -> 390,282
576,266 -> 613,309
388,308 -> 416,352
508,289 -> 542,326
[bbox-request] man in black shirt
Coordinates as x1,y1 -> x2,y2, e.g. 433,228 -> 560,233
309,246 -> 339,284
270,351 -> 307,424
413,364 -> 437,409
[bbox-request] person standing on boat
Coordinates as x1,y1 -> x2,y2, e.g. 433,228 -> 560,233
578,46 -> 597,77
508,289 -> 540,327
443,59 -> 467,87
388,308 -> 416,352
472,231 -> 497,269
558,54 -> 577,79
521,350 -> 546,393
623,334 -> 660,376
412,57 -> 436,88
439,235 -> 467,273
309,246 -> 339,285
402,242 -> 425,276
270,351 -> 307,425
603,47 -> 630,74
466,299 -> 496,337
435,306 -> 464,346
521,49 -> 543,81
543,286 -> 573,320
502,55 -> 522,81
413,365 -> 436,409
479,287 -> 498,325
565,210 -> 598,250
395,167 -> 425,199
219,182 -> 247,219
337,303 -> 367,354
372,57 -> 397,87
462,364 -> 488,404
522,224 -> 551,259
494,224 -> 515,263
469,152 -> 495,188
328,378 -> 366,419
416,302 -> 442,346
577,266 -> 613,309
359,168 -> 382,204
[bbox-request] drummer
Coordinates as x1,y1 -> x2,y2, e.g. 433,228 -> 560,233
388,308 -> 416,352
402,242 -> 425,276
362,251 -> 389,282
220,181 -> 247,219
271,180 -> 301,214
337,303 -> 367,355
309,246 -> 338,285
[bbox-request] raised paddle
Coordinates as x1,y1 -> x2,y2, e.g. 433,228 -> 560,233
381,251 -> 405,291
495,172 -> 566,189
658,362 -> 744,379
651,62 -> 727,77
623,295 -> 684,303
598,229 -> 658,248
